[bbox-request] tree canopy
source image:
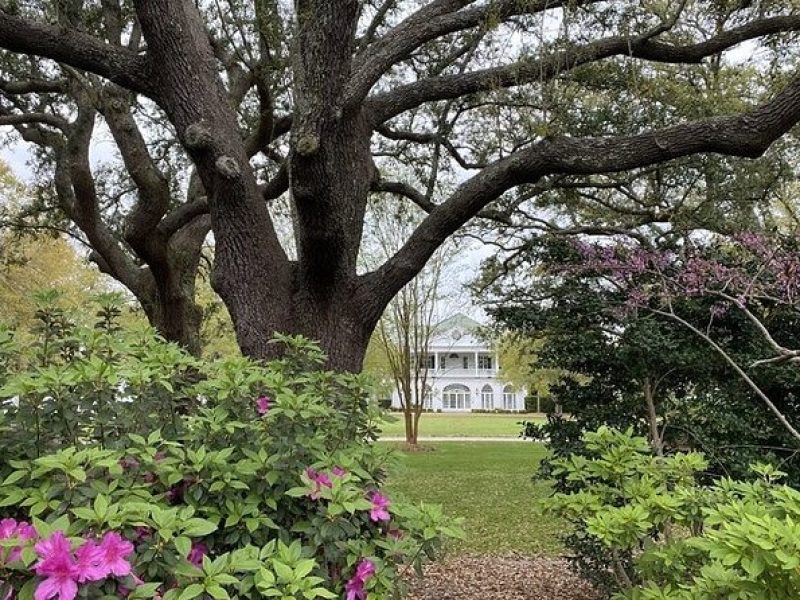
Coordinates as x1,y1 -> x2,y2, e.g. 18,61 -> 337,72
1,1 -> 800,368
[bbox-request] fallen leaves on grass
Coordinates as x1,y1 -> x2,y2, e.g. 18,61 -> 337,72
405,555 -> 600,600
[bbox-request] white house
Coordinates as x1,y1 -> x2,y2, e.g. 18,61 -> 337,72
390,313 -> 526,412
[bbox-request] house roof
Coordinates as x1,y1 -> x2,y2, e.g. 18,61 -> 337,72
429,312 -> 489,350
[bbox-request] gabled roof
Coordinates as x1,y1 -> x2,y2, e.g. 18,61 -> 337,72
429,312 -> 488,350
434,312 -> 482,334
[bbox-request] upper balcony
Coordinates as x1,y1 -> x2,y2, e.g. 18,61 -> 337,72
425,367 -> 498,379
415,351 -> 499,378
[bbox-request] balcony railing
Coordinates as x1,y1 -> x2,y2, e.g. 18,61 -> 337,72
422,367 -> 498,378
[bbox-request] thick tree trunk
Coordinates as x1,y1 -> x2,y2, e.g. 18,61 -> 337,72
142,283 -> 203,357
228,284 -> 377,372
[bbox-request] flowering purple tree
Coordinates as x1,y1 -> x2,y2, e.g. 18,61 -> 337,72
570,233 -> 800,443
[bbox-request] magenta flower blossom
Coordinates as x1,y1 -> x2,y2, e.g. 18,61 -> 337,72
32,530 -> 136,600
97,532 -> 134,577
74,540 -> 106,582
331,466 -> 347,477
305,467 -> 333,500
34,531 -> 71,563
256,395 -> 272,415
0,518 -> 37,563
345,559 -> 375,600
188,542 -> 207,567
34,532 -> 80,600
368,492 -> 391,522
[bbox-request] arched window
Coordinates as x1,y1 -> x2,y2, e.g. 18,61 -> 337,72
481,384 -> 494,410
423,385 -> 433,409
442,384 -> 470,410
503,385 -> 516,410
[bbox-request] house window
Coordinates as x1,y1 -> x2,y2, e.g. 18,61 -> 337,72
481,384 -> 493,409
423,385 -> 433,409
417,354 -> 434,369
440,356 -> 446,369
462,356 -> 469,369
503,385 -> 516,410
442,384 -> 470,410
478,355 -> 492,370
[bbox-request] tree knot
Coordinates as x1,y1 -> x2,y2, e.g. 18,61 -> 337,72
215,155 -> 242,179
295,132 -> 320,156
184,121 -> 214,150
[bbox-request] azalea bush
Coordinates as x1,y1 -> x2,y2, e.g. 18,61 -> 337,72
548,426 -> 800,600
0,294 -> 461,599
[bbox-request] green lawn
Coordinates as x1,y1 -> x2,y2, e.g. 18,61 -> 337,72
384,442 -> 563,555
378,412 -> 543,438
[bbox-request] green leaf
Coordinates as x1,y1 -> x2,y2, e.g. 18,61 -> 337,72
129,583 -> 163,599
178,584 -> 204,600
174,536 -> 191,558
205,585 -> 230,600
94,494 -> 109,520
181,518 -> 218,537
2,470 -> 27,486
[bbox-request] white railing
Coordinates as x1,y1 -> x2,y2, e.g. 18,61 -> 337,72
423,367 -> 497,378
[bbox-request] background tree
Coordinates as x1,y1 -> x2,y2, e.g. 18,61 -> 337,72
0,161 -> 109,326
484,235 -> 800,592
494,332 -> 590,414
2,2 -> 800,368
365,198 -> 454,446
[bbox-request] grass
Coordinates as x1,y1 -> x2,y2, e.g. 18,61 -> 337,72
383,442 -> 563,555
378,412 -> 543,438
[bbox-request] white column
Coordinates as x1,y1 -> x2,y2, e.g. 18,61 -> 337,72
474,351 -> 479,376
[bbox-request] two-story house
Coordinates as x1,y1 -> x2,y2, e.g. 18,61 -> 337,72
390,313 -> 525,412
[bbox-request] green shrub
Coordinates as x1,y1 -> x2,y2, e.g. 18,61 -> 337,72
0,295 -> 461,599
548,426 -> 800,600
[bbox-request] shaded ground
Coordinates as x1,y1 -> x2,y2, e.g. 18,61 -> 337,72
384,442 -> 561,555
405,555 -> 599,600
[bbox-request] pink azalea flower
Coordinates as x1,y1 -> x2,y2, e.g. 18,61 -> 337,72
34,531 -> 71,563
97,532 -> 134,577
345,559 -> 375,600
256,395 -> 272,415
331,466 -> 347,477
0,519 -> 16,538
368,492 -> 391,522
74,540 -> 106,582
34,532 -> 80,600
187,542 -> 207,567
0,519 -> 37,563
305,468 -> 333,500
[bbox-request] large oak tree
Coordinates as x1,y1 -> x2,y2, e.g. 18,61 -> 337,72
1,1 -> 800,370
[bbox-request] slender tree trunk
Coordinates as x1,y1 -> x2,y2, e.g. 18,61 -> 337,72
644,376 -> 663,456
404,409 -> 416,445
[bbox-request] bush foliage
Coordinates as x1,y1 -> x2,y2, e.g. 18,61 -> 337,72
549,426 -> 800,600
0,293 -> 460,600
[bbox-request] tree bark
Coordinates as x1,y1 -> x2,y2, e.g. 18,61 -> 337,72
643,377 -> 663,456
4,2 -> 800,371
